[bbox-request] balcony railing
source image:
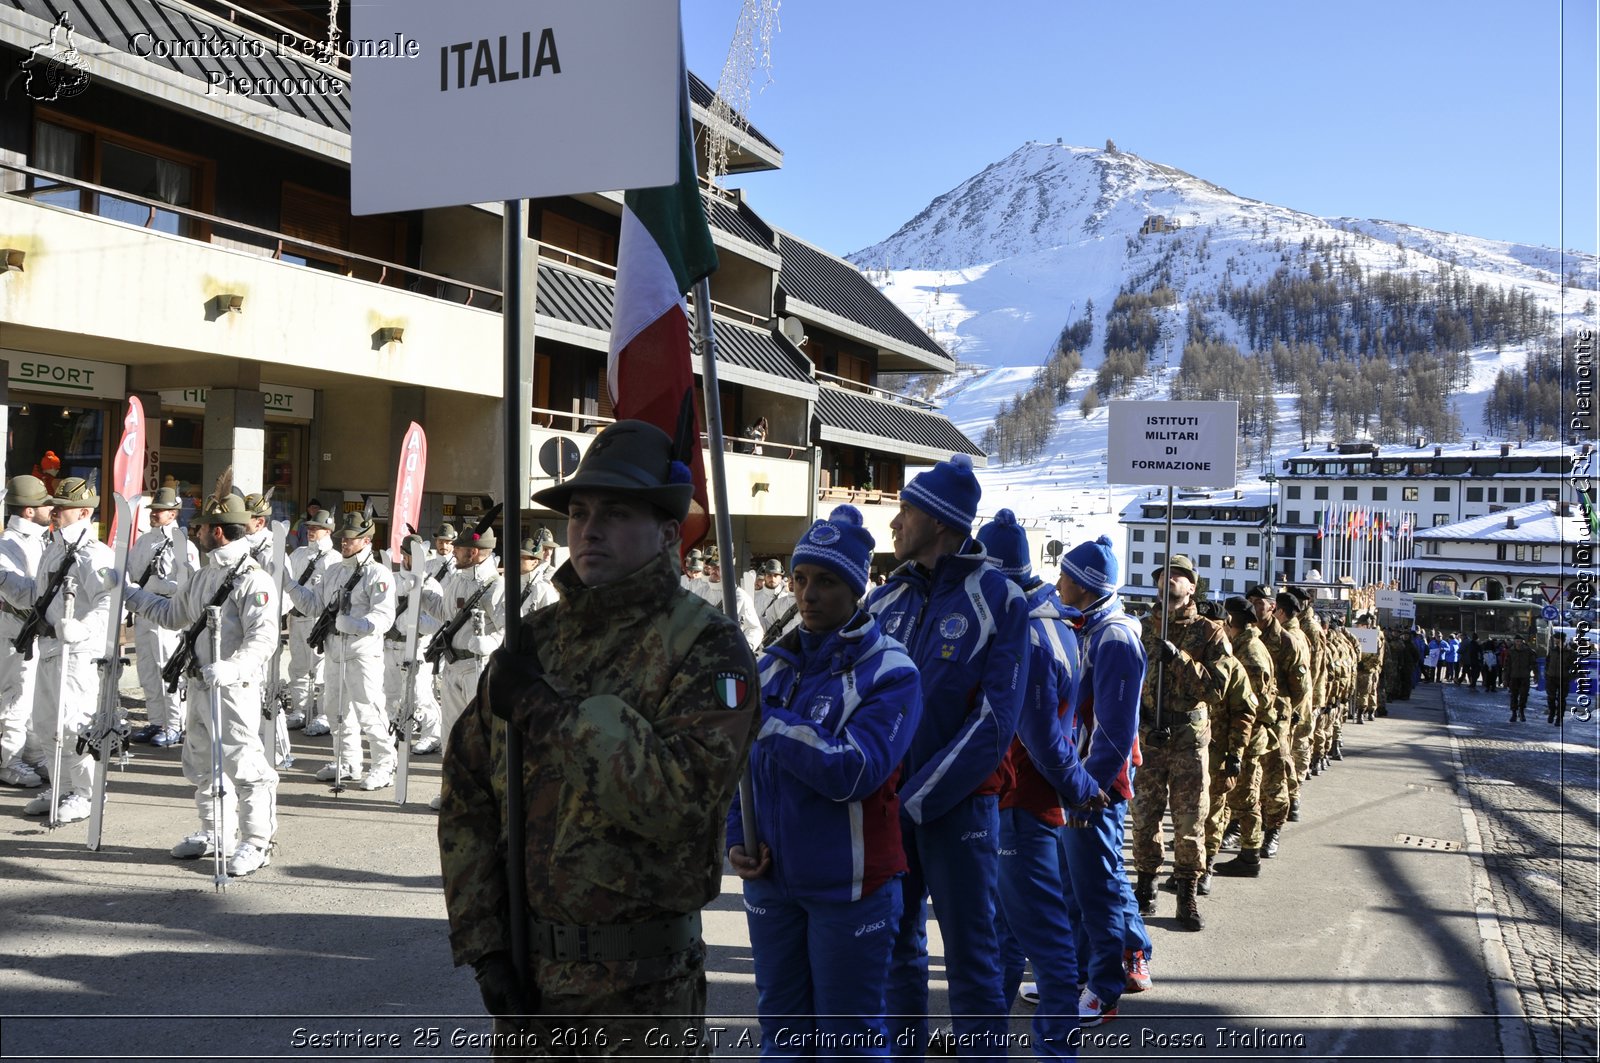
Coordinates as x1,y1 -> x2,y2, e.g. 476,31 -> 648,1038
4,161 -> 502,306
815,372 -> 939,410
528,406 -> 808,461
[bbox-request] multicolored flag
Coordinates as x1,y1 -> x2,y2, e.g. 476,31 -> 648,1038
606,75 -> 719,554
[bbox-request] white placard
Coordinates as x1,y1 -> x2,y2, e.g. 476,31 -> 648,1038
351,0 -> 679,214
158,384 -> 315,420
1107,400 -> 1239,488
4,350 -> 126,401
1376,589 -> 1415,620
1352,627 -> 1381,654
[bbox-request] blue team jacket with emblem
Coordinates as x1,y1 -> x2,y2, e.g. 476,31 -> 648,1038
864,539 -> 1030,825
1000,579 -> 1092,822
726,610 -> 922,902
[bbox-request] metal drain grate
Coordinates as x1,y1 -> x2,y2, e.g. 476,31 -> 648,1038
1395,834 -> 1461,851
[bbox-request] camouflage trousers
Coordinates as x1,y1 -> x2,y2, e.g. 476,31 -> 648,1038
1226,740 -> 1268,850
1205,741 -> 1241,864
1258,714 -> 1294,834
1310,708 -> 1335,761
1290,706 -> 1314,786
1355,669 -> 1380,719
1131,720 -> 1210,877
490,965 -> 708,1059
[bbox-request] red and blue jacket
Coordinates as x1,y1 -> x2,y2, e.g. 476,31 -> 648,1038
864,539 -> 1030,825
1070,593 -> 1145,803
726,610 -> 921,902
999,579 -> 1090,824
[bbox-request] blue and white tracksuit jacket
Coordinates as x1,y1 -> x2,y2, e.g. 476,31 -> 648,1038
864,540 -> 1030,824
726,610 -> 922,902
1005,580 -> 1089,815
1071,594 -> 1144,803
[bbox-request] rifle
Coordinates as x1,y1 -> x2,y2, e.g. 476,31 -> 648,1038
136,533 -> 174,588
424,581 -> 492,672
162,556 -> 250,693
12,537 -> 85,661
305,556 -> 369,654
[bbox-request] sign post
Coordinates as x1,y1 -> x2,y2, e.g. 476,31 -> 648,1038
1108,400 -> 1239,733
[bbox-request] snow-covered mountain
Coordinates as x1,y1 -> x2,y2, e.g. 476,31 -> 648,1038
847,141 -> 1597,563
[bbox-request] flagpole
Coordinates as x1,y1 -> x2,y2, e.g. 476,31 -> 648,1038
679,31 -> 759,852
501,197 -> 531,988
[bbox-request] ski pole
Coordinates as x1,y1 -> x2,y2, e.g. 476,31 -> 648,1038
207,605 -> 227,890
48,577 -> 77,830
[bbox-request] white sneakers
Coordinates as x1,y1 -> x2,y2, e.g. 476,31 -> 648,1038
1019,981 -> 1040,1005
23,791 -> 91,821
302,716 -> 331,737
411,736 -> 441,755
361,766 -> 395,791
0,761 -> 43,788
314,762 -> 356,782
171,831 -> 230,859
227,842 -> 271,876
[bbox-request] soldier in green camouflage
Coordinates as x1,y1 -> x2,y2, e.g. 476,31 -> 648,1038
1291,590 -> 1326,782
1546,631 -> 1577,724
1132,555 -> 1227,932
438,421 -> 758,1058
1504,634 -> 1537,722
1251,587 -> 1309,859
1352,615 -> 1384,726
1202,606 -> 1257,894
1322,619 -> 1356,760
1214,596 -> 1275,878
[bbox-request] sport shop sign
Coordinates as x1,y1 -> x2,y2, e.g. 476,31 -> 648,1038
351,0 -> 678,214
1107,400 -> 1239,489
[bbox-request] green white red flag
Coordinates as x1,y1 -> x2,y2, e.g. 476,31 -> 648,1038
605,78 -> 718,553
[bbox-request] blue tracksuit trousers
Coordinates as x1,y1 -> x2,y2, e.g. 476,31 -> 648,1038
745,876 -> 904,1059
887,794 -> 1007,1062
997,807 -> 1080,1058
1060,795 -> 1147,1006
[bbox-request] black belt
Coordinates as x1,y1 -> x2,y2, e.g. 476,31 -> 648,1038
1149,707 -> 1207,726
532,911 -> 701,964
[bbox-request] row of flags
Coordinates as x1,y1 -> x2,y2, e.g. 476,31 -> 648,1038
1315,503 -> 1416,589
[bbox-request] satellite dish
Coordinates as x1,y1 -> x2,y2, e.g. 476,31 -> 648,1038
538,436 -> 582,479
779,316 -> 808,348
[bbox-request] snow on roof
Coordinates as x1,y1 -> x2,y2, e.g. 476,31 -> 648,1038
1412,500 -> 1584,544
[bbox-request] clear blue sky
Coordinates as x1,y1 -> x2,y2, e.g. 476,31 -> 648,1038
683,1 -> 1598,260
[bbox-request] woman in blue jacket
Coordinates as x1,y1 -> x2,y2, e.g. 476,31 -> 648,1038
728,505 -> 923,1058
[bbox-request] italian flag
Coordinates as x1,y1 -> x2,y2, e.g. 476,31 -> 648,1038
606,82 -> 719,554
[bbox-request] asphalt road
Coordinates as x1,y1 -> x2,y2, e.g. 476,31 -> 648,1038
0,673 -> 1580,1060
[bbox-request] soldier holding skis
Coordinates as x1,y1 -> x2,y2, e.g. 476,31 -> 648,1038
0,476 -> 54,789
384,535 -> 443,756
125,484 -> 279,875
284,510 -> 335,735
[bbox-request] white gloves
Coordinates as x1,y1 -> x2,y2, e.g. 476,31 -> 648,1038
202,659 -> 240,688
334,613 -> 363,635
471,609 -> 487,635
466,633 -> 497,656
56,617 -> 89,644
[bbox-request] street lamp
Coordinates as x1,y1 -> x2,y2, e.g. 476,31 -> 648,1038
1261,472 -> 1278,584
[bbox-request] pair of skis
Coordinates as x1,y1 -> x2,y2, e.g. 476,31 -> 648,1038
259,521 -> 291,771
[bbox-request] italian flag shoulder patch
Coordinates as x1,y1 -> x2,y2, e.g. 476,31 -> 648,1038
713,671 -> 748,710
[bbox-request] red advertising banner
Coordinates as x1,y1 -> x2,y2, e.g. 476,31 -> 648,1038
107,396 -> 146,549
389,421 -> 427,558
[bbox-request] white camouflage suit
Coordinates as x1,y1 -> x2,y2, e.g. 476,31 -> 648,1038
32,521 -> 117,802
384,568 -> 443,748
126,523 -> 197,734
285,545 -> 397,778
0,515 -> 50,779
126,535 -> 278,849
421,554 -> 503,753
284,537 -> 334,723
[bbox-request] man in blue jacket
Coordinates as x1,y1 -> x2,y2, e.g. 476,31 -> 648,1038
866,454 -> 1030,1062
1053,536 -> 1149,1026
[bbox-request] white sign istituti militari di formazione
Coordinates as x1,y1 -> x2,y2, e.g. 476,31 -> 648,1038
350,0 -> 680,215
1107,400 -> 1240,489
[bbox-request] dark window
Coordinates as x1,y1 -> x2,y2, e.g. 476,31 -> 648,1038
1467,487 -> 1483,502
1434,486 -> 1451,502
1343,486 -> 1358,500
1371,486 -> 1388,501
1314,486 -> 1329,500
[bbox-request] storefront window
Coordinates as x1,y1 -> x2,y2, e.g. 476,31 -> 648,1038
6,401 -> 105,503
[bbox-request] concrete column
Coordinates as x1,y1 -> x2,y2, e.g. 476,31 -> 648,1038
0,359 -> 10,482
203,388 -> 266,498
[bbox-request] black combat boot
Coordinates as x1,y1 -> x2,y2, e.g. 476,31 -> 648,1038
1176,877 -> 1205,931
1220,821 -> 1241,851
1260,828 -> 1281,858
1197,866 -> 1213,896
1135,872 -> 1157,916
1330,739 -> 1344,760
1213,848 -> 1262,877
1288,797 -> 1301,822
1310,758 -> 1322,777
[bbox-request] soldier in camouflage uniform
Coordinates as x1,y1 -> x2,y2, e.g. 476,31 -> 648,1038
1201,603 -> 1256,894
1214,596 -> 1275,879
1504,635 -> 1537,723
1546,631 -> 1577,725
1323,620 -> 1356,759
1289,589 -> 1325,783
1133,555 -> 1226,932
1353,615 -> 1384,726
1251,588 -> 1309,859
438,421 -> 758,1058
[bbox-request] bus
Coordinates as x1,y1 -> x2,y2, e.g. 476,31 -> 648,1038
1409,594 -> 1549,655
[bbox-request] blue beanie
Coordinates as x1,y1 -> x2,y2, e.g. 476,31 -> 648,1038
976,509 -> 1031,583
1062,535 -> 1118,597
791,504 -> 875,597
902,453 -> 981,532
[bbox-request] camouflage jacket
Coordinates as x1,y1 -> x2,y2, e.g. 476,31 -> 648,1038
1300,612 -> 1328,709
438,550 -> 758,982
1139,601 -> 1228,730
1257,614 -> 1311,719
1503,641 -> 1538,681
1547,641 -> 1577,683
1209,651 -> 1258,763
1231,623 -> 1276,753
